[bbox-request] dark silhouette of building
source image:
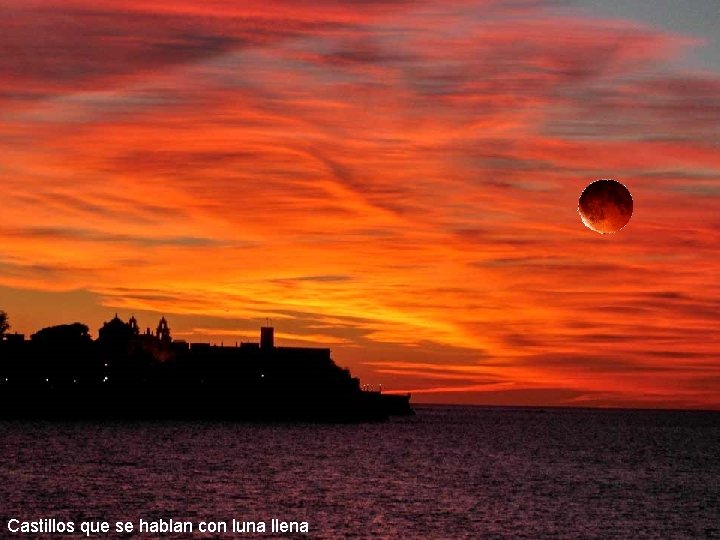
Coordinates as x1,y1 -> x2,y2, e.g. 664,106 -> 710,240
0,313 -> 413,421
260,325 -> 274,350
156,316 -> 171,343
129,315 -> 140,335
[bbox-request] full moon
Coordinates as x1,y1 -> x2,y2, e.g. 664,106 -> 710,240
578,179 -> 633,234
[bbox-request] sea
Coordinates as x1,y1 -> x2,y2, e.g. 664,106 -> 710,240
1,405 -> 718,539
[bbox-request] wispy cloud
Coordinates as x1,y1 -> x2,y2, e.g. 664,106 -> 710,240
1,0 -> 719,408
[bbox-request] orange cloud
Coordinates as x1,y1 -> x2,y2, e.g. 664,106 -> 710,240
1,0 -> 719,409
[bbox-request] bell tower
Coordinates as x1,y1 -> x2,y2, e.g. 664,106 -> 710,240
128,315 -> 139,335
156,316 -> 171,343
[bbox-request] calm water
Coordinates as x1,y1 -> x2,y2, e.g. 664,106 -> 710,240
1,406 -> 719,539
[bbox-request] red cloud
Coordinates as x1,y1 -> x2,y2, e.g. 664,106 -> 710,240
1,0 -> 719,408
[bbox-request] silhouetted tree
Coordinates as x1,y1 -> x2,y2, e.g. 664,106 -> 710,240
0,310 -> 9,336
31,323 -> 96,384
32,322 -> 90,343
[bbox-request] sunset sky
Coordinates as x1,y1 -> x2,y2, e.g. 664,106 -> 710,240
1,0 -> 719,408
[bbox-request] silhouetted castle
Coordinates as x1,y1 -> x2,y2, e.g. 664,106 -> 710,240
0,314 -> 412,421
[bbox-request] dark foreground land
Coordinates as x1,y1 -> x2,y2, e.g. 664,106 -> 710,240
0,317 -> 413,422
0,385 -> 413,422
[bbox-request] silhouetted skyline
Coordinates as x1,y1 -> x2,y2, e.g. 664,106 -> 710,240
0,312 -> 413,421
1,1 -> 719,410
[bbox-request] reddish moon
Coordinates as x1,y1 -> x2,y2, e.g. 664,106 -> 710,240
578,179 -> 633,234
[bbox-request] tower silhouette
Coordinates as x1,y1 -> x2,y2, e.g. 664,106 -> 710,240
156,317 -> 171,343
128,315 -> 139,335
260,325 -> 274,350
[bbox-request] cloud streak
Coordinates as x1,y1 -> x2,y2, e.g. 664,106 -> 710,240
1,0 -> 719,408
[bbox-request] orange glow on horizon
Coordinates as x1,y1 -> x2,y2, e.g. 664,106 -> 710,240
1,0 -> 719,409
